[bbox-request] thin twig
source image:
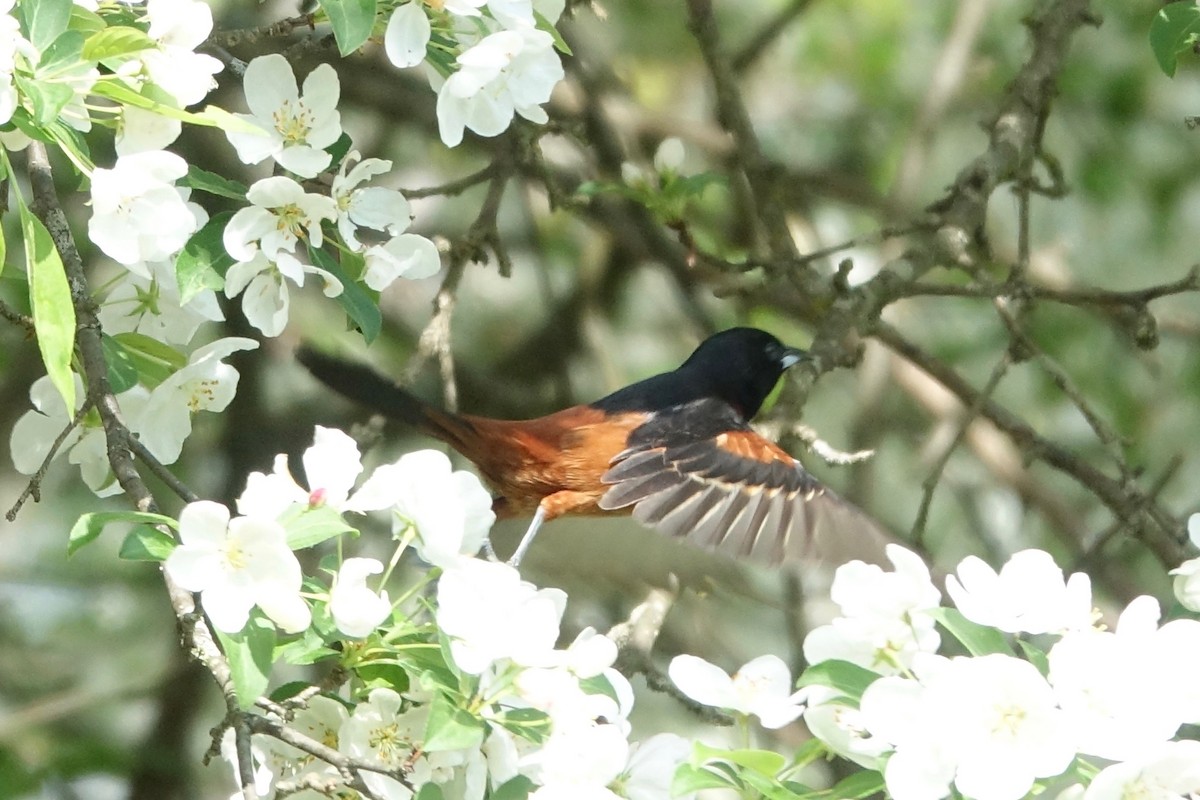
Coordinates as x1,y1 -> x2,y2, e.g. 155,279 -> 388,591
730,0 -> 815,73
6,399 -> 92,521
993,297 -> 1127,460
873,320 -> 1186,567
402,163 -> 499,199
0,297 -> 34,332
685,0 -> 799,262
910,349 -> 1011,546
128,435 -> 200,504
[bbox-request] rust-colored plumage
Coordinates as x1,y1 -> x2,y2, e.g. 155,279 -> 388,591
298,328 -> 892,566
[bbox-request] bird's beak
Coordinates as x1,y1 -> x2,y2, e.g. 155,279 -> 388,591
779,347 -> 809,370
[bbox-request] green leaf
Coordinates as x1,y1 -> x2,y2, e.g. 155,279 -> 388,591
91,80 -> 264,133
100,333 -> 139,393
495,707 -> 551,745
318,0 -> 378,56
112,332 -> 186,388
112,332 -> 187,369
268,681 -> 313,703
1017,638 -> 1050,677
277,627 -> 339,666
672,764 -> 740,795
118,526 -> 177,561
1150,2 -> 1200,77
490,776 -> 535,800
423,692 -> 485,752
19,0 -> 72,51
37,30 -> 85,75
927,607 -> 1015,656
68,510 -> 177,556
355,662 -> 410,692
45,119 -> 93,172
415,784 -> 444,800
740,768 -> 807,800
694,743 -> 786,776
327,131 -> 354,170
216,618 -> 277,709
81,25 -> 155,61
175,210 -> 235,304
15,75 -> 74,125
182,167 -> 248,202
796,659 -> 882,703
68,5 -> 106,34
534,9 -> 572,55
828,770 -> 886,800
307,244 -> 382,344
19,198 -> 76,415
280,504 -> 357,550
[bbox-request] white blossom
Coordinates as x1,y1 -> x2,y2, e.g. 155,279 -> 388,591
861,653 -> 1075,800
330,557 -> 392,638
1169,513 -> 1200,612
134,337 -> 259,463
436,28 -> 563,147
1049,595 -> 1200,761
437,559 -> 565,674
1084,740 -> 1200,800
668,654 -> 807,729
339,688 -> 425,800
357,449 -> 495,567
237,425 -> 377,518
224,176 -> 338,266
653,137 -> 685,173
138,0 -> 223,106
804,544 -> 941,675
364,233 -> 442,290
88,151 -> 198,269
331,151 -> 413,250
165,501 -> 311,634
0,2 -> 32,125
222,177 -> 340,336
947,549 -> 1094,635
219,728 -> 275,799
226,54 -> 342,178
803,688 -> 890,770
620,734 -> 694,800
116,105 -> 183,155
384,2 -> 431,69
98,257 -> 224,346
526,724 -> 627,800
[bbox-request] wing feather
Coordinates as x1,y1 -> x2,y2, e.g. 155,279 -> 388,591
598,398 -> 893,566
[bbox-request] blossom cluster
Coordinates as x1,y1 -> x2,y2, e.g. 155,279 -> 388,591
775,544 -> 1200,800
152,426 -> 693,800
11,339 -> 257,494
380,0 -> 567,147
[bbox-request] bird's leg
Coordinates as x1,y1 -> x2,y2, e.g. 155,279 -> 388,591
481,538 -> 500,562
507,505 -> 546,568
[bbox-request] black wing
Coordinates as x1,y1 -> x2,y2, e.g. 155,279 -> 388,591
597,399 -> 894,566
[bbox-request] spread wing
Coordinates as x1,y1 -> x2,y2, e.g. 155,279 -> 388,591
597,399 -> 893,566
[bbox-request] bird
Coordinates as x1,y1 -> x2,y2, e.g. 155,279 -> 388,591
297,327 -> 893,567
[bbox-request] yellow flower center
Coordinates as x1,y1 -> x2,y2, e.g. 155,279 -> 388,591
222,539 -> 247,570
275,203 -> 308,237
273,99 -> 314,145
369,722 -> 409,766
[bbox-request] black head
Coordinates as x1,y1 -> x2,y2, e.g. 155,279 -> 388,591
591,327 -> 808,418
677,328 -> 807,418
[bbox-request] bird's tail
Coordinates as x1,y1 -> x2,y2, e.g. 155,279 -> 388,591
296,346 -> 479,452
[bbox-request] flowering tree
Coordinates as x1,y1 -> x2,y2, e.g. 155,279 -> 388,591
3,1 -> 1200,799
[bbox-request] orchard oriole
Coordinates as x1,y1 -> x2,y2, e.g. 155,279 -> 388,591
298,328 -> 891,567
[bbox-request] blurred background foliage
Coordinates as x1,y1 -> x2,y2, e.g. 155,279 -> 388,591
2,0 -> 1199,797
